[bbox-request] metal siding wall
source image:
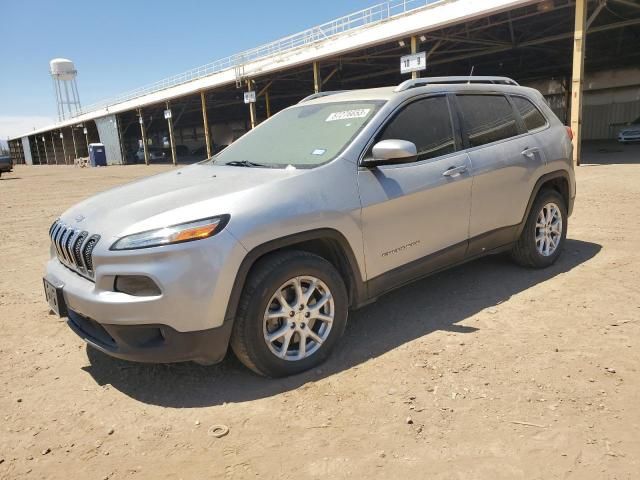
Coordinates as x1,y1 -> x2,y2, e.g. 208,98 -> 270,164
21,137 -> 33,165
583,101 -> 640,140
94,115 -> 123,165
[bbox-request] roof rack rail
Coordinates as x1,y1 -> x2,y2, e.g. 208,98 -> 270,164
299,90 -> 349,103
394,76 -> 519,92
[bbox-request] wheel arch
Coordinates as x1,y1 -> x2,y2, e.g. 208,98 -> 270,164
517,170 -> 571,237
224,229 -> 366,324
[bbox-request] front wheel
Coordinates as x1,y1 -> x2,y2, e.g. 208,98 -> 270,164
230,250 -> 348,377
510,189 -> 567,268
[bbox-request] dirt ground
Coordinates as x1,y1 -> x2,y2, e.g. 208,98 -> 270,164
1,143 -> 639,479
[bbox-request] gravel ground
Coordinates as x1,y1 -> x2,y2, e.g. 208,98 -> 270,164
1,144 -> 639,479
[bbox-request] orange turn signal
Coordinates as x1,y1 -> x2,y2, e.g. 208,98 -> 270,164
172,223 -> 220,242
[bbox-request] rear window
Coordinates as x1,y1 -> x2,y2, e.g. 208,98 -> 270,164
511,96 -> 547,131
456,94 -> 519,148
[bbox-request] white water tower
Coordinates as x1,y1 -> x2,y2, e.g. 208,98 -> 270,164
50,58 -> 82,120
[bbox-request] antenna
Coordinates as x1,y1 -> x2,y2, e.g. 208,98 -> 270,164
467,66 -> 475,84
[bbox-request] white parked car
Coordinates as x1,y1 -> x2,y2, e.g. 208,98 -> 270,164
618,116 -> 640,143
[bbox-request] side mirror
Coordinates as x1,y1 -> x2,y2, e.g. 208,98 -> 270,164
364,139 -> 417,167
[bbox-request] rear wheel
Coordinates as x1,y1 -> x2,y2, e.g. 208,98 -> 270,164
511,189 -> 567,268
230,250 -> 348,377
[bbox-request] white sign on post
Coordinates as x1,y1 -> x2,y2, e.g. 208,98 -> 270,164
400,52 -> 427,74
164,109 -> 172,119
244,91 -> 257,104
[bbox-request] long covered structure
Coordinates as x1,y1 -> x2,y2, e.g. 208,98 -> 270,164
8,0 -> 640,167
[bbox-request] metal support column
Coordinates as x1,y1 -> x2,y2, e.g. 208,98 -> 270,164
247,80 -> 257,129
60,131 -> 68,164
166,101 -> 177,166
257,81 -> 273,119
33,137 -> 40,165
70,126 -> 78,162
116,116 -> 126,164
570,0 -> 587,166
411,36 -> 419,79
137,109 -> 149,165
50,132 -> 58,164
42,136 -> 50,164
265,90 -> 271,118
201,91 -> 212,158
313,61 -> 321,93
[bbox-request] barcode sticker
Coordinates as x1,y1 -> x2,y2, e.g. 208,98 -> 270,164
326,109 -> 371,122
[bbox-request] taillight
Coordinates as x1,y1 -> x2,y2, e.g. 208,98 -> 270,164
566,126 -> 574,141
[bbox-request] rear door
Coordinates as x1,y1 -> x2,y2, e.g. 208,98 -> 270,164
454,93 -> 546,256
357,95 -> 472,283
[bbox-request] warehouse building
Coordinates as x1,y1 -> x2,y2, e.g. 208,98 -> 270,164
7,0 -> 640,167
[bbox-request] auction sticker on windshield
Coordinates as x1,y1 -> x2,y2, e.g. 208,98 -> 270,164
326,109 -> 371,122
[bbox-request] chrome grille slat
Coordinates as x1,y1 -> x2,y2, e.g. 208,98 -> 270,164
54,225 -> 67,260
72,231 -> 89,270
59,228 -> 73,264
51,223 -> 62,255
64,230 -> 78,264
48,220 -> 99,281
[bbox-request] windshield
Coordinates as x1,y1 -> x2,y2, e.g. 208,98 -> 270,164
209,100 -> 383,168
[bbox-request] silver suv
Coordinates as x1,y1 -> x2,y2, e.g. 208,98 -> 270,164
44,76 -> 576,377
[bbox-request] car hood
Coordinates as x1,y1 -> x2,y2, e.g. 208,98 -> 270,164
620,126 -> 640,134
59,163 -> 304,241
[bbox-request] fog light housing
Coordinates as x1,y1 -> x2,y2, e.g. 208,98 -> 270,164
114,275 -> 161,297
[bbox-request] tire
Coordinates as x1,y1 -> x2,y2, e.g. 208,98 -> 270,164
510,188 -> 567,268
230,250 -> 348,377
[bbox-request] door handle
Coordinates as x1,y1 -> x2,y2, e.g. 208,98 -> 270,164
442,165 -> 467,177
521,147 -> 539,159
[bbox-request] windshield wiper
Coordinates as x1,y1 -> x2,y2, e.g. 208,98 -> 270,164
223,160 -> 270,168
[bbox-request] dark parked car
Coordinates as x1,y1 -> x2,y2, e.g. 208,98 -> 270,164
191,144 -> 228,158
163,145 -> 190,157
0,155 -> 13,177
135,147 -> 166,162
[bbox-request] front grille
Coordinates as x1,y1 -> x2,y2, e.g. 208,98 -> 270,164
49,220 -> 100,279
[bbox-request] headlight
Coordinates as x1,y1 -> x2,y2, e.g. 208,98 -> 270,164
110,215 -> 229,251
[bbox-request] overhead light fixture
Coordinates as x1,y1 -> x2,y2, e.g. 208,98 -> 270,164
537,0 -> 553,12
420,35 -> 427,42
398,40 -> 406,47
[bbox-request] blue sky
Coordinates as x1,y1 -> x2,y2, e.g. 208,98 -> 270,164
0,0 -> 377,140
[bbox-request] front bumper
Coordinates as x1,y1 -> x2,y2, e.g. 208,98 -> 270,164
67,308 -> 233,364
44,228 -> 247,364
44,229 -> 246,333
618,133 -> 640,142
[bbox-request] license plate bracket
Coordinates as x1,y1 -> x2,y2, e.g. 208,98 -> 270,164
43,278 -> 68,317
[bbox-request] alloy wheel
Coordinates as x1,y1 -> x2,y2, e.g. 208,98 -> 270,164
262,276 -> 334,361
535,202 -> 563,257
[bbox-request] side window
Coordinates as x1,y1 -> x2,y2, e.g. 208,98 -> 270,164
456,94 -> 519,148
511,96 -> 547,131
375,96 -> 455,161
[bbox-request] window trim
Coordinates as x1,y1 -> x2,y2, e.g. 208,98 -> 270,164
358,93 -> 460,167
508,94 -> 549,134
453,92 -> 524,151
